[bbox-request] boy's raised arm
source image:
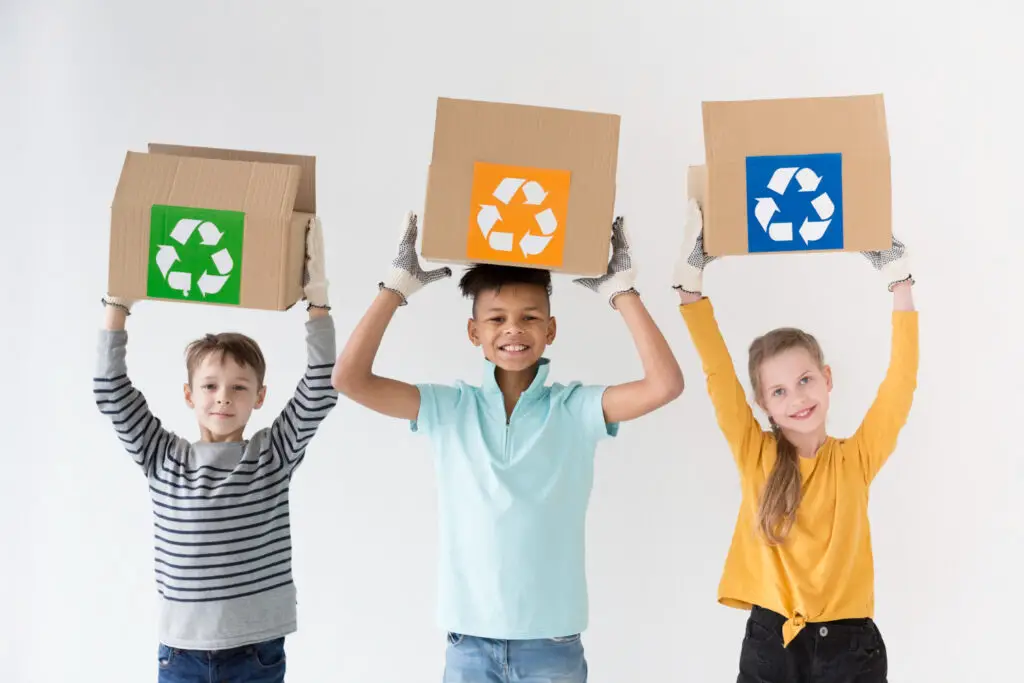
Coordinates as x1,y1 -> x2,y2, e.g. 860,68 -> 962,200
269,218 -> 340,469
573,217 -> 685,424
332,211 -> 451,421
94,297 -> 182,474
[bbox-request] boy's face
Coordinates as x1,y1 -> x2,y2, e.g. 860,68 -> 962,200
183,351 -> 266,442
467,284 -> 556,372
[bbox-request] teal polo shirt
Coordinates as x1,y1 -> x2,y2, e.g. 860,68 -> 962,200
412,357 -> 618,639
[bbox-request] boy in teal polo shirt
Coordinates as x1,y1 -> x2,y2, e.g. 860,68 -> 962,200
333,212 -> 683,681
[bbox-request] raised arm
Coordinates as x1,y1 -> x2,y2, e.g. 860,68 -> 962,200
93,297 -> 181,475
572,217 -> 684,423
332,211 -> 451,421
671,200 -> 765,469
270,217 -> 340,469
269,316 -> 339,470
850,238 -> 919,483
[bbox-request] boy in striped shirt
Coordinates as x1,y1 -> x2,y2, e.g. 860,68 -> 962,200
93,219 -> 338,682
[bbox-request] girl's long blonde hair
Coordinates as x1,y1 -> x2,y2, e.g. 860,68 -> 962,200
747,327 -> 825,545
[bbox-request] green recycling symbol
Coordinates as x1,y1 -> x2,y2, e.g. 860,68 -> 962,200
147,205 -> 245,305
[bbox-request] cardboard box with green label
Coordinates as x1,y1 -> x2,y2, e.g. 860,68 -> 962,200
107,143 -> 316,311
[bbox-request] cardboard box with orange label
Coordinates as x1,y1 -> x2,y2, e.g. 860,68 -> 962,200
691,93 -> 892,257
422,97 -> 621,276
107,143 -> 316,311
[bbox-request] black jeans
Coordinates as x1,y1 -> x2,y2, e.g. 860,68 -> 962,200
737,606 -> 887,683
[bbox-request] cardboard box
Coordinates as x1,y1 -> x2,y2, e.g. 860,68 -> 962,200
107,143 -> 316,311
692,94 -> 891,256
422,97 -> 620,276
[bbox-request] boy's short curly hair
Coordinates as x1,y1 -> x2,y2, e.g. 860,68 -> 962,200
457,264 -> 552,314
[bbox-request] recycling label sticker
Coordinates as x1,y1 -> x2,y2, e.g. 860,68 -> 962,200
744,153 -> 844,253
147,205 -> 245,304
466,162 -> 571,268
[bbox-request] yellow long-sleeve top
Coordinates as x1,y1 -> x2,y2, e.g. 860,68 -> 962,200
680,297 -> 918,646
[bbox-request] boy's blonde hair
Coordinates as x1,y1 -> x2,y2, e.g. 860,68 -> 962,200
185,333 -> 267,387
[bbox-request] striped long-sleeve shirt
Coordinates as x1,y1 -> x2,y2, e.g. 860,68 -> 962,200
93,316 -> 339,650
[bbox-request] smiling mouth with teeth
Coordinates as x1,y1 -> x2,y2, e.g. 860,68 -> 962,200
789,406 -> 816,419
499,344 -> 530,353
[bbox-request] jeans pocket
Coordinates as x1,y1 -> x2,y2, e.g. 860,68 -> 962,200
745,619 -> 779,644
446,632 -> 465,647
157,644 -> 176,669
252,638 -> 287,669
549,633 -> 581,644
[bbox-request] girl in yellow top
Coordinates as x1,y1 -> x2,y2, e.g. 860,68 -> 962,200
672,200 -> 918,683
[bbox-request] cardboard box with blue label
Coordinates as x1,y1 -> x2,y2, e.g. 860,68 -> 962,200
689,94 -> 891,257
107,143 -> 316,310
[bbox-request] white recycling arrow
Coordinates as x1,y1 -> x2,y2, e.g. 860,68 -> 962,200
796,168 -> 822,192
477,204 -> 501,238
198,271 -> 230,297
799,218 -> 830,244
492,178 -> 525,205
754,197 -> 780,231
767,167 -> 797,195
167,271 -> 192,297
211,248 -> 233,275
534,208 -> 558,235
198,221 -> 223,245
811,192 -> 834,220
521,181 -> 547,205
155,245 -> 179,278
488,231 -> 514,252
768,222 -> 793,242
170,219 -> 201,246
520,232 -> 552,256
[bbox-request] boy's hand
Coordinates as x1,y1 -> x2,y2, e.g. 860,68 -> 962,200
378,211 -> 452,305
861,235 -> 914,291
303,216 -> 330,309
671,198 -> 717,294
573,216 -> 638,309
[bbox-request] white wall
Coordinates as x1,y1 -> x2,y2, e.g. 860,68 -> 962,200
2,1 -> 1020,681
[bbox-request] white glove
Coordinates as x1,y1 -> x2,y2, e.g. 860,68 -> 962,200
302,216 -> 330,308
102,294 -> 136,314
861,235 -> 914,291
378,211 -> 452,305
671,198 -> 717,294
573,216 -> 639,309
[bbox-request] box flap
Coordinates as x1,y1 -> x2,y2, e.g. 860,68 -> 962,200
147,143 -> 316,214
113,152 -> 301,218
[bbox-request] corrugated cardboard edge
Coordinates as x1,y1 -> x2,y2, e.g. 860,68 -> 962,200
687,165 -> 707,209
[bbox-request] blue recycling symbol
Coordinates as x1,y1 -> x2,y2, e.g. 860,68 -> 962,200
745,153 -> 844,253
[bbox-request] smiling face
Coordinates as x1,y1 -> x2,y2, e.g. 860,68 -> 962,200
748,328 -> 831,440
182,333 -> 267,443
467,283 -> 556,372
757,346 -> 832,436
184,351 -> 266,442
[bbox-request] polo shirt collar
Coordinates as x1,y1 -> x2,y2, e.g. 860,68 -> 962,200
482,357 -> 551,398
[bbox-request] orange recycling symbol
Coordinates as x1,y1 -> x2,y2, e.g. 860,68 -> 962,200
466,162 -> 571,267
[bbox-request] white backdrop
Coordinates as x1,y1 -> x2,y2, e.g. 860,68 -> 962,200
2,1 -> 1020,681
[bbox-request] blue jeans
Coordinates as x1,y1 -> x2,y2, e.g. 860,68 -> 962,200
157,637 -> 286,682
443,632 -> 587,682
